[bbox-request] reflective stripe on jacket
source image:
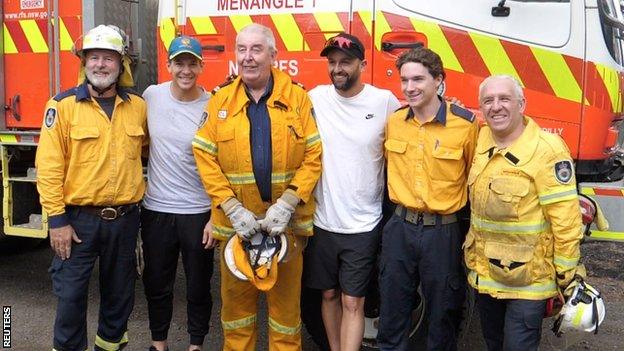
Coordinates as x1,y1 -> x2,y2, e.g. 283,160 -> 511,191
193,68 -> 322,241
464,117 -> 582,300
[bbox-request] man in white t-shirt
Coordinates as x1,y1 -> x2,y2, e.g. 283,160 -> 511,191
304,32 -> 400,351
141,36 -> 213,351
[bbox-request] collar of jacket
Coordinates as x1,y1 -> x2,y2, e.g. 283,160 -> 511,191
405,95 -> 447,125
226,67 -> 296,116
476,116 -> 540,166
75,81 -> 131,102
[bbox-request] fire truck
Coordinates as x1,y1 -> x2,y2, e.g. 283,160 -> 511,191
0,0 -> 158,241
1,0 -> 622,348
155,0 -> 624,244
154,0 -> 623,348
1,0 -> 621,240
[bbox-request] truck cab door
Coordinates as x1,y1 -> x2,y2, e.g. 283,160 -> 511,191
371,0 -> 580,122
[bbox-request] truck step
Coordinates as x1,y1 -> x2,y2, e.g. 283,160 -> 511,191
12,214 -> 43,230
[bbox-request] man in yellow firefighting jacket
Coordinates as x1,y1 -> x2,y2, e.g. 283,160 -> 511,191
36,25 -> 147,351
465,75 -> 583,350
192,23 -> 321,350
378,48 -> 479,351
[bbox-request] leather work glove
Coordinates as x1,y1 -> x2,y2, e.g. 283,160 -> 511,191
221,197 -> 261,241
260,190 -> 299,236
562,264 -> 587,298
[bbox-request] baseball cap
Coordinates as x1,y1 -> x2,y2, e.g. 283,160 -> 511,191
320,32 -> 365,60
168,35 -> 202,60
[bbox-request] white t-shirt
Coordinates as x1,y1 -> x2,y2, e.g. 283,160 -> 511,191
309,84 -> 401,233
142,81 -> 212,214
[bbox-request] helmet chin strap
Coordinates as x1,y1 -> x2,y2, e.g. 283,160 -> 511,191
87,79 -> 116,97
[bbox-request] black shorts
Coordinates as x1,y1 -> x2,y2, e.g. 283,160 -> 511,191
303,223 -> 381,297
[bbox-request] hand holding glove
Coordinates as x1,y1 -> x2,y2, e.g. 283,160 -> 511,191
260,190 -> 299,236
221,197 -> 260,241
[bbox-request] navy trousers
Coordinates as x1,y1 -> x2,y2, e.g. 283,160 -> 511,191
377,213 -> 466,351
477,293 -> 547,351
50,206 -> 139,351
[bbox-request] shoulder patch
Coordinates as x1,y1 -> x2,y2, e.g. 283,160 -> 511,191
291,80 -> 306,90
53,88 -> 78,102
554,160 -> 573,184
44,107 -> 57,129
395,104 -> 410,112
211,74 -> 237,95
450,104 -> 475,122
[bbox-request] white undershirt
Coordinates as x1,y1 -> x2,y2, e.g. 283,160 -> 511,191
309,84 -> 401,233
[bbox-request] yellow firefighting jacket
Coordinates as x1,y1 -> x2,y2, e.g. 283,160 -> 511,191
385,100 -> 478,214
193,68 -> 322,241
35,82 -> 148,228
464,117 -> 582,300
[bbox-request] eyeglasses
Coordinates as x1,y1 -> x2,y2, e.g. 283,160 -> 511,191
325,36 -> 356,50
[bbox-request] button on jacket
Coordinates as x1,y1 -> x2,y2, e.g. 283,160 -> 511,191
384,100 -> 478,214
193,67 -> 322,241
36,82 -> 148,228
464,117 -> 582,300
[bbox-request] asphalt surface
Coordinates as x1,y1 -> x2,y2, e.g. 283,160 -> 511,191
0,237 -> 622,350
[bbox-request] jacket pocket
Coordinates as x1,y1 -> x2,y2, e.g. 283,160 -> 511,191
462,229 -> 477,269
215,127 -> 238,167
431,145 -> 464,182
384,138 -> 409,191
485,241 -> 535,287
124,124 -> 145,159
70,127 -> 100,163
485,176 -> 530,221
385,138 -> 408,154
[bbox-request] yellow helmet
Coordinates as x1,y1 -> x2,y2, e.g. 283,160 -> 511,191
224,232 -> 289,291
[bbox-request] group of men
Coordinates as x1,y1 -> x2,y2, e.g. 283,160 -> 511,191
35,21 -> 584,351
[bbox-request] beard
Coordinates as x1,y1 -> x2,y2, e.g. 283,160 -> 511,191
331,72 -> 358,92
86,68 -> 120,89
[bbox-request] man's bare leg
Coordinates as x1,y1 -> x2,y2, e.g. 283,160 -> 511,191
340,294 -> 365,351
322,289 -> 342,350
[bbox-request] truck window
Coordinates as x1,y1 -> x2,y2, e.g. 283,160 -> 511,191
598,0 -> 624,65
391,0 -> 571,48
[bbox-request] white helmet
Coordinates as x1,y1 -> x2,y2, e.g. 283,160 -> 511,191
223,232 -> 289,291
72,24 -> 135,87
553,281 -> 605,337
74,24 -> 126,56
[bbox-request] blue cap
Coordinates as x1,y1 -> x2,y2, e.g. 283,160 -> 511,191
168,36 -> 202,60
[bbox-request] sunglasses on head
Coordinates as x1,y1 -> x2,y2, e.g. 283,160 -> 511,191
325,36 -> 356,50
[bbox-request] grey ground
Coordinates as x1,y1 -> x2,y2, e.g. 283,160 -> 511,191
0,238 -> 622,350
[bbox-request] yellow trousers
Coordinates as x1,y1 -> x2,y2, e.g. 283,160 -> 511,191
220,247 -> 303,351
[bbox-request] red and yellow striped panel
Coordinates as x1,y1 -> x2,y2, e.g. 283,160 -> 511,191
158,10 -> 622,114
3,16 -> 81,54
581,187 -> 624,197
